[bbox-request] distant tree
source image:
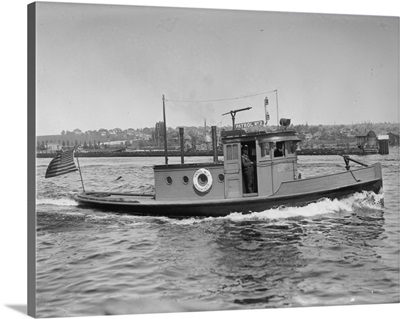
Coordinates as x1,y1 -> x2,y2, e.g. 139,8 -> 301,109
61,130 -> 65,135
67,140 -> 70,147
83,141 -> 88,149
62,140 -> 66,147
309,126 -> 319,135
142,127 -> 152,135
191,135 -> 197,147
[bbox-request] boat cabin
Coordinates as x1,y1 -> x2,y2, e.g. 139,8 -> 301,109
153,127 -> 301,201
221,129 -> 301,198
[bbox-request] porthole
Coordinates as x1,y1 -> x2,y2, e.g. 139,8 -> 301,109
166,176 -> 173,185
182,176 -> 189,184
218,174 -> 224,182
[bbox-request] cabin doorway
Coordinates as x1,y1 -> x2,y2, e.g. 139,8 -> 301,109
241,141 -> 257,194
223,143 -> 242,198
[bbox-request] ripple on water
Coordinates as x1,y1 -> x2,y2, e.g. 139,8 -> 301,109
35,156 -> 400,316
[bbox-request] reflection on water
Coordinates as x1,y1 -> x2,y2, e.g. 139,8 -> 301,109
212,220 -> 307,306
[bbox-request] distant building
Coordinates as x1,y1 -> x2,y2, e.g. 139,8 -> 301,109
388,132 -> 399,146
126,128 -> 136,136
304,133 -> 313,140
46,142 -> 62,152
98,129 -> 108,137
313,132 -> 322,139
377,135 -> 389,155
356,130 -> 378,150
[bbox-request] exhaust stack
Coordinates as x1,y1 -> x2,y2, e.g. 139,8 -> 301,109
212,126 -> 218,163
179,127 -> 184,164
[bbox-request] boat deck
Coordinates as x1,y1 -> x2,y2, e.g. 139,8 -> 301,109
78,192 -> 155,203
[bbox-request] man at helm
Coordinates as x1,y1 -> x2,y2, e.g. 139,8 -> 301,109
241,145 -> 254,193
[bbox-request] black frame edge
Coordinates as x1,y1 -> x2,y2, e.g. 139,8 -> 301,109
27,2 -> 36,317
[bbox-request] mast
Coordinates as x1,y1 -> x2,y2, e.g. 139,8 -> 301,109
179,127 -> 184,164
275,89 -> 279,126
222,107 -> 252,130
162,94 -> 168,165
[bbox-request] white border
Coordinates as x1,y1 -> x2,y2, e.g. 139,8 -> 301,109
1,1 -> 398,319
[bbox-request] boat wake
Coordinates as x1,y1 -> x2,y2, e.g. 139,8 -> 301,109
167,191 -> 384,225
36,197 -> 78,207
225,190 -> 384,221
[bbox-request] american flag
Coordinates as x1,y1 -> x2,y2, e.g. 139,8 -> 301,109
45,149 -> 78,178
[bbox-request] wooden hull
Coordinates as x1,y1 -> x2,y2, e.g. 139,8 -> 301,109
74,164 -> 382,217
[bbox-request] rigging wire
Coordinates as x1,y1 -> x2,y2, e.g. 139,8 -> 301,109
165,89 -> 276,103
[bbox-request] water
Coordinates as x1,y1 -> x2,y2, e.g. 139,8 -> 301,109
35,152 -> 399,317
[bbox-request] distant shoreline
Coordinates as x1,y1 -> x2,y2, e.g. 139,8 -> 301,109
36,150 -> 223,158
36,148 -> 384,158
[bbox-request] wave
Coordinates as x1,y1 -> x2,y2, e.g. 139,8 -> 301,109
167,191 -> 384,225
37,197 -> 78,207
344,190 -> 384,210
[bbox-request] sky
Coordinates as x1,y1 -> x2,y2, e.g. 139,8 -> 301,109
35,2 -> 399,136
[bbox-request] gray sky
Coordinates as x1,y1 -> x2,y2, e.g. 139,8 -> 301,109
36,2 -> 399,136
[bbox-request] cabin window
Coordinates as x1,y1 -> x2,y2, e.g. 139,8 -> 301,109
227,145 -> 232,160
226,144 -> 239,161
166,176 -> 173,185
232,144 -> 239,159
260,142 -> 271,158
182,176 -> 189,184
274,142 -> 285,157
218,174 -> 224,182
287,141 -> 297,154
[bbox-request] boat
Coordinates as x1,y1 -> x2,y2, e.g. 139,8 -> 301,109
74,117 -> 383,217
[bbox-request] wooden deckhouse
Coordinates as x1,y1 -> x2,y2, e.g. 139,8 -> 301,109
153,126 -> 301,202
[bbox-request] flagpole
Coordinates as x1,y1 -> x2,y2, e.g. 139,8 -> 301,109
275,89 -> 279,126
163,94 -> 168,165
74,149 -> 86,193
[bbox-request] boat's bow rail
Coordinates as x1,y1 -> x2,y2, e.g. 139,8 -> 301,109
272,162 -> 382,198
